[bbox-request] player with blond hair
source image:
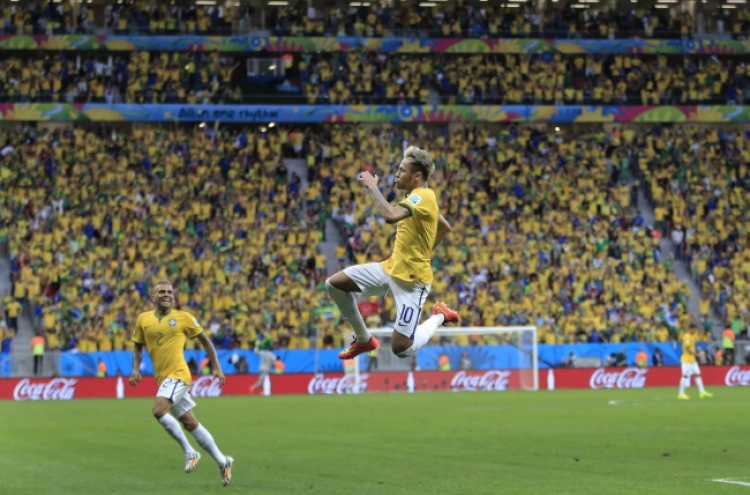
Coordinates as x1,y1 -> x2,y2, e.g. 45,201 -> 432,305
129,279 -> 234,486
326,146 -> 460,360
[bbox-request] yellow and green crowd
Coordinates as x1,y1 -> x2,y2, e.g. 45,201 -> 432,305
1,125 -> 331,353
3,122 -> 743,353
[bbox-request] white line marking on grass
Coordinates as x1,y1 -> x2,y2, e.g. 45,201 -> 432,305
607,398 -> 688,407
712,479 -> 750,487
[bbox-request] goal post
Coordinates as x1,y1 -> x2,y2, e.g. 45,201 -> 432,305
350,326 -> 539,393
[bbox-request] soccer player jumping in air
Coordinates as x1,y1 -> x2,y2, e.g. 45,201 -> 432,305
326,146 -> 460,360
129,279 -> 234,486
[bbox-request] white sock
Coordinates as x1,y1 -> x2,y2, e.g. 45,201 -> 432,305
190,424 -> 227,467
695,376 -> 705,394
158,414 -> 196,455
397,314 -> 444,357
679,377 -> 688,394
326,280 -> 371,343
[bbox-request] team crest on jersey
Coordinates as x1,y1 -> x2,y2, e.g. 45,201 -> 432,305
406,193 -> 421,206
169,319 -> 176,327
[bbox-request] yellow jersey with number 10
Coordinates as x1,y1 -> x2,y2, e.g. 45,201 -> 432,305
131,309 -> 203,385
382,186 -> 438,284
681,333 -> 696,364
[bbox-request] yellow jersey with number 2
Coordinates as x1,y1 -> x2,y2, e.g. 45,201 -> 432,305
132,309 -> 203,385
382,186 -> 438,285
681,333 -> 696,365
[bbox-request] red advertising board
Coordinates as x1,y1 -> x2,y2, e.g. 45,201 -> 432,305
1,366 -> 749,400
546,365 -> 750,389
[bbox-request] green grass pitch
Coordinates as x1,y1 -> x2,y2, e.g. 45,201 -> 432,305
1,387 -> 747,494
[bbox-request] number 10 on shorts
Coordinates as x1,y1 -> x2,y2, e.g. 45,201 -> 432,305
399,306 -> 414,325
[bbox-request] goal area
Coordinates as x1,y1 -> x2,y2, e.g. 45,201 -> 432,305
347,326 -> 538,394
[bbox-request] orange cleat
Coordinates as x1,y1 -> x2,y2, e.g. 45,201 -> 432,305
338,336 -> 380,360
433,302 -> 460,326
220,456 -> 233,486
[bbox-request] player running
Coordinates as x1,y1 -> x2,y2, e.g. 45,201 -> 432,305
677,325 -> 713,400
326,146 -> 459,360
129,279 -> 234,486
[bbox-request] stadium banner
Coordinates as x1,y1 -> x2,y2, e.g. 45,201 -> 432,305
543,365 -> 750,390
57,348 -> 347,377
54,343 -> 690,378
0,35 -> 746,54
0,353 -> 9,377
1,103 -> 749,123
2,365 -> 749,400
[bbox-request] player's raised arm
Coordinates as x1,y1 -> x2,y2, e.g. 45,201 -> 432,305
358,171 -> 412,224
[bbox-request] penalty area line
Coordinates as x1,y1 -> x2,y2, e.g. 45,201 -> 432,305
712,479 -> 750,487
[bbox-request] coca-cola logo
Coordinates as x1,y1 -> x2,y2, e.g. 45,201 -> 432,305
13,378 -> 78,401
308,373 -> 369,394
188,376 -> 223,397
590,368 -> 648,389
725,366 -> 750,386
450,371 -> 511,391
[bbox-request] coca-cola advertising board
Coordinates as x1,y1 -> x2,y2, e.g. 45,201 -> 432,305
0,375 -> 308,401
1,366 -> 750,400
360,370 -> 520,393
545,365 -> 750,390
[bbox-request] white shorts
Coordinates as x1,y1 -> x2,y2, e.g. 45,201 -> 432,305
681,362 -> 700,376
157,378 -> 196,418
344,262 -> 431,338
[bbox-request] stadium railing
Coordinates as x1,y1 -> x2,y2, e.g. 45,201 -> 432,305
0,352 -> 63,379
0,340 -> 707,379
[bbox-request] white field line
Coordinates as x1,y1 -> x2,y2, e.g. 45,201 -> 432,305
712,479 -> 750,487
607,398 -> 693,407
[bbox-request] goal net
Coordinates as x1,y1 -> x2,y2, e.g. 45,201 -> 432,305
347,326 -> 538,394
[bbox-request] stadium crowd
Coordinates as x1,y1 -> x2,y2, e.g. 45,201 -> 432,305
106,2 -> 236,35
0,51 -> 241,104
1,124 -> 336,354
637,126 -> 750,340
0,1 -> 710,40
2,122 -> 743,354
312,123 -> 702,347
271,4 -> 694,39
2,49 -> 750,106
0,1 -> 236,35
296,53 -> 750,106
